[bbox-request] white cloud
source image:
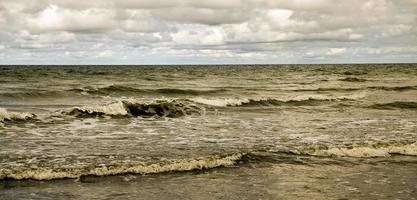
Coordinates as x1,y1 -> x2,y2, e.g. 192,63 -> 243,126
152,7 -> 249,25
26,5 -> 115,32
326,48 -> 346,56
0,0 -> 416,64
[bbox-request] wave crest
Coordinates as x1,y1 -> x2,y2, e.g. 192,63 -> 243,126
191,93 -> 364,107
0,154 -> 243,180
289,142 -> 417,158
0,108 -> 36,122
78,85 -> 227,96
66,100 -> 203,118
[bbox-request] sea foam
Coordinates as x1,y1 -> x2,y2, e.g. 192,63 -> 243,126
291,142 -> 417,158
0,154 -> 243,180
0,108 -> 35,122
190,93 -> 366,107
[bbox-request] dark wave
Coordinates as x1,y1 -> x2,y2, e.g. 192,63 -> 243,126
292,85 -> 417,92
66,100 -> 203,118
0,90 -> 76,99
123,100 -> 202,118
367,86 -> 417,91
0,86 -> 228,100
369,101 -> 417,110
238,98 -> 354,107
83,85 -> 228,96
293,88 -> 361,92
339,77 -> 367,82
342,71 -> 368,75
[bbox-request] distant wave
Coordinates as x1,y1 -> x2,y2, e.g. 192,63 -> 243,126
339,77 -> 367,82
288,141 -> 417,158
3,84 -> 416,100
0,86 -> 228,99
367,86 -> 417,91
369,101 -> 417,110
291,88 -> 361,92
0,90 -> 73,99
76,85 -> 228,96
0,108 -> 36,123
191,93 -> 365,107
0,154 -> 243,180
65,100 -> 203,118
291,85 -> 417,92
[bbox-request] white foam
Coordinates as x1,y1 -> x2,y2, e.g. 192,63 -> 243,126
190,93 -> 366,107
293,142 -> 417,158
0,108 -> 34,122
191,97 -> 250,107
0,154 -> 244,180
73,101 -> 128,116
286,92 -> 366,101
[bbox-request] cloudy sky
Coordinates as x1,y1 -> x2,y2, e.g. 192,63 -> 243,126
0,0 -> 416,64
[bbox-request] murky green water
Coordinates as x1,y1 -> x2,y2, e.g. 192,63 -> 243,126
1,64 -> 416,199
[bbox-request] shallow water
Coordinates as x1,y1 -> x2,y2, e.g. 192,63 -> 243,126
1,64 -> 416,199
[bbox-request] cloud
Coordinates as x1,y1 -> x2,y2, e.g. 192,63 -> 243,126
0,0 -> 416,64
326,48 -> 346,56
26,5 -> 115,32
151,8 -> 250,25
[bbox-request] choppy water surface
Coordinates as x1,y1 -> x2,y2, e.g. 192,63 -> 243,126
1,64 -> 416,199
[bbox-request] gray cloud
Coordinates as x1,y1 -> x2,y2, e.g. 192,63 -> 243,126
0,0 -> 416,64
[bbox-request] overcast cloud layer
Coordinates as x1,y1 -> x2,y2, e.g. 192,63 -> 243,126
0,0 -> 416,64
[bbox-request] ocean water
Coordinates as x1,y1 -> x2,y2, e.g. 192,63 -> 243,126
0,64 -> 416,199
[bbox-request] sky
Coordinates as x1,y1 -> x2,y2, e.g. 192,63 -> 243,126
0,0 -> 416,64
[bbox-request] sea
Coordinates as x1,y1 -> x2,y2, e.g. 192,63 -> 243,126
0,64 -> 416,199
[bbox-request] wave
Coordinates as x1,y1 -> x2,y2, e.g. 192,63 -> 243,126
0,108 -> 36,122
66,94 -> 363,118
289,142 -> 417,158
0,90 -> 73,99
291,85 -> 417,92
369,101 -> 417,110
339,77 -> 367,82
1,141 -> 416,180
191,93 -> 365,107
290,88 -> 361,92
0,154 -> 243,180
66,100 -> 203,118
76,85 -> 228,96
0,86 -> 227,99
367,86 -> 417,91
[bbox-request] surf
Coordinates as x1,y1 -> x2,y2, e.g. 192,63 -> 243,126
0,108 -> 36,123
0,154 -> 244,180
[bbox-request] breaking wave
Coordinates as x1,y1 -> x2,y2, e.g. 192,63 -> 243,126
66,100 -> 203,118
0,108 -> 36,122
288,142 -> 417,158
191,93 -> 365,107
0,154 -> 243,180
1,141 -> 416,180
